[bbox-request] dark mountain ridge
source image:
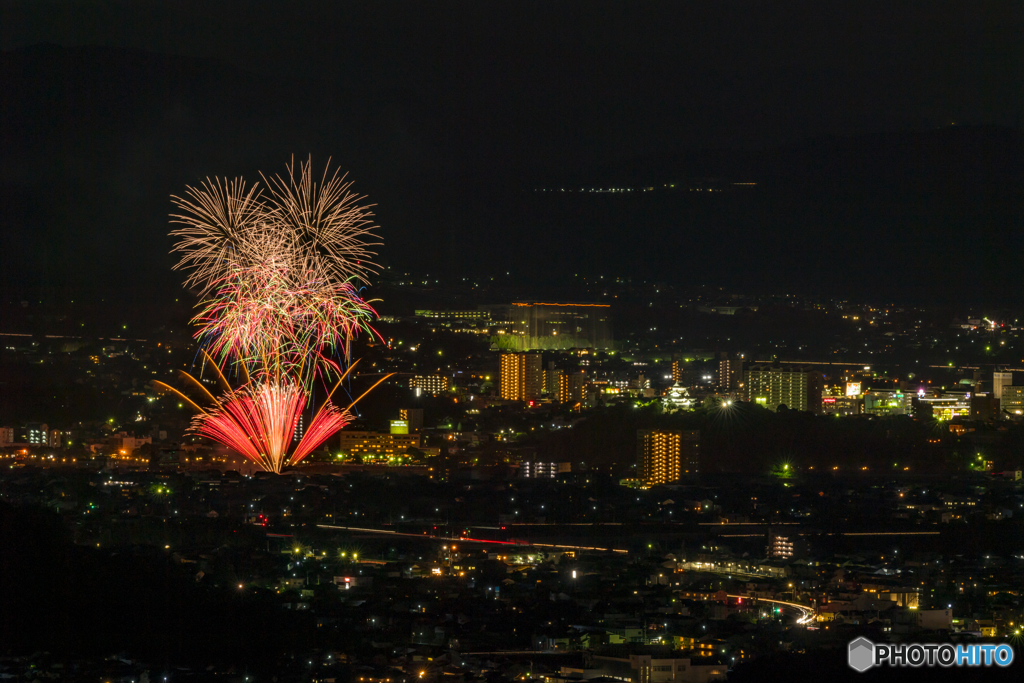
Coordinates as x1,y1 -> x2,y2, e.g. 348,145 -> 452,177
1,44 -> 1022,308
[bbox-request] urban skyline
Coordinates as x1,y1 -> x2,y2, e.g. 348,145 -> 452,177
2,2 -> 1023,681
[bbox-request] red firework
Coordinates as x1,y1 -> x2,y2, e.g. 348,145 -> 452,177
193,380 -> 352,473
155,357 -> 393,473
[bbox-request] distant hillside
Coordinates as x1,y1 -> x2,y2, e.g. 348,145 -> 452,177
2,44 -> 1023,308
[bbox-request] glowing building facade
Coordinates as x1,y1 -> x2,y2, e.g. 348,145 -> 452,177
718,354 -> 744,390
337,431 -> 422,460
661,382 -> 695,413
558,371 -> 587,404
993,372 -> 1013,403
637,429 -> 700,486
415,309 -> 490,322
23,422 -> 59,447
544,364 -> 563,396
520,460 -> 572,478
745,366 -> 823,414
500,353 -> 543,401
411,375 -> 449,395
493,302 -> 612,351
399,408 -> 424,432
768,530 -> 794,559
863,390 -> 912,416
1002,386 -> 1024,417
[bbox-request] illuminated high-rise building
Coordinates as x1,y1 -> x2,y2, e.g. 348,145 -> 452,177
768,529 -> 794,559
993,371 -> 1013,403
671,361 -> 682,383
717,353 -> 743,390
637,429 -> 700,486
1001,386 -> 1024,417
399,408 -> 424,432
745,366 -> 822,413
671,359 -> 699,384
24,422 -> 49,446
500,353 -> 543,401
558,371 -> 587,404
544,361 -> 562,396
18,421 -> 63,448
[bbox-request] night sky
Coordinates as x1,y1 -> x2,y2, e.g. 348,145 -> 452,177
1,1 -> 1022,307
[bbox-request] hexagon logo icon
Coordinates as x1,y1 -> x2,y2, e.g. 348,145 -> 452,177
848,637 -> 875,672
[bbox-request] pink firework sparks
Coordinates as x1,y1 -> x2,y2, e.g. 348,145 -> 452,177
290,403 -> 353,465
191,263 -> 380,387
192,381 -> 351,473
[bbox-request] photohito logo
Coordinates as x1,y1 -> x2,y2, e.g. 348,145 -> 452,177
848,637 -> 1014,671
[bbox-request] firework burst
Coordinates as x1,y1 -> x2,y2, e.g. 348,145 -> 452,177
170,157 -> 380,293
162,158 -> 389,473
262,156 -> 381,286
192,263 -> 379,387
156,360 -> 392,473
169,177 -> 271,294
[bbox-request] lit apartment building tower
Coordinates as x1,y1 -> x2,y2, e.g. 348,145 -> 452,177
637,429 -> 700,486
399,408 -> 424,432
411,375 -> 449,396
24,422 -> 49,446
717,353 -> 743,390
993,371 -> 1013,403
500,353 -> 543,401
745,365 -> 823,414
671,360 -> 685,383
768,530 -> 794,559
544,361 -> 562,396
558,371 -> 587,404
0,426 -> 14,446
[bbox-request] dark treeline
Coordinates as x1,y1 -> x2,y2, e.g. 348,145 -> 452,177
0,502 -> 314,667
